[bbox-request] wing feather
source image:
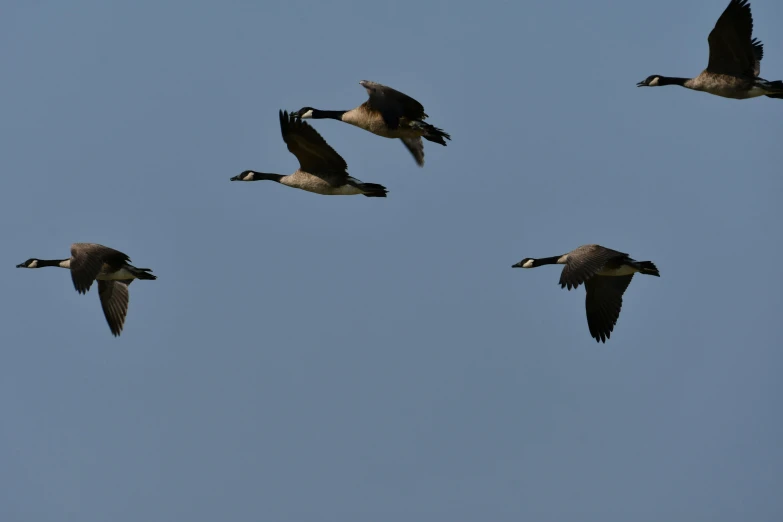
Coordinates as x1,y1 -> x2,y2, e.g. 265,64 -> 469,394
584,275 -> 634,343
400,137 -> 425,166
706,0 -> 757,77
98,280 -> 131,336
280,110 -> 349,185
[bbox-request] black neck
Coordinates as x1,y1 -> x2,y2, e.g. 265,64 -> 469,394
253,173 -> 284,182
311,109 -> 347,120
532,256 -> 562,267
38,259 -> 68,267
658,76 -> 689,87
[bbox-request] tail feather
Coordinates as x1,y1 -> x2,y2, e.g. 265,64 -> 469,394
412,121 -> 451,146
132,267 -> 157,280
763,80 -> 783,98
638,261 -> 660,277
359,182 -> 388,198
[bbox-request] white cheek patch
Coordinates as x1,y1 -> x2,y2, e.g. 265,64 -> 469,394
300,110 -> 313,119
29,260 -> 38,268
522,259 -> 535,268
649,77 -> 660,86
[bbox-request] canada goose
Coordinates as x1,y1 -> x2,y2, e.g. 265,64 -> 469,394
638,0 -> 783,99
231,110 -> 388,197
512,245 -> 660,343
16,243 -> 157,337
292,80 -> 451,166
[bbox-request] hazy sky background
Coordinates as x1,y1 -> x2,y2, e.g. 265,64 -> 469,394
2,0 -> 782,520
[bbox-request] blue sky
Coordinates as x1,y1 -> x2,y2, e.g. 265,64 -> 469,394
2,0 -> 782,520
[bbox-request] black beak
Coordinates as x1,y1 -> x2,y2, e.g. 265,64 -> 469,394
511,262 -> 523,268
636,81 -> 647,87
16,263 -> 25,268
230,175 -> 241,181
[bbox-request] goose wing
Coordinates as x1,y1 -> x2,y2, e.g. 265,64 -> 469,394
70,243 -> 130,294
751,37 -> 763,76
584,275 -> 634,343
559,244 -> 627,290
706,0 -> 757,77
98,280 -> 131,336
361,81 -> 427,130
279,110 -> 349,185
400,137 -> 425,166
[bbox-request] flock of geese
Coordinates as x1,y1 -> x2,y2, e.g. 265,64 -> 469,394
16,0 -> 781,342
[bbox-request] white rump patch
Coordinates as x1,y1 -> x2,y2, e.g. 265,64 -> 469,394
597,265 -> 639,277
100,268 -> 136,280
747,85 -> 768,98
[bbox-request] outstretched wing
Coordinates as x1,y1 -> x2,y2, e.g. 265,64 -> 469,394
400,137 -> 425,166
584,275 -> 634,343
706,0 -> 757,77
98,280 -> 131,336
279,110 -> 348,185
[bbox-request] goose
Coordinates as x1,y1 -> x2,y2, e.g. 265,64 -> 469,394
292,80 -> 451,166
231,110 -> 388,197
16,243 -> 157,337
638,0 -> 783,99
512,245 -> 660,343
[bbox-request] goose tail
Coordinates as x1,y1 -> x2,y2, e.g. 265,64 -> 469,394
762,80 -> 783,98
413,121 -> 451,146
130,267 -> 157,280
359,183 -> 388,198
638,261 -> 660,277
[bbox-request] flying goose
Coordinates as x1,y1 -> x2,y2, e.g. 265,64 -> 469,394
231,110 -> 388,197
292,80 -> 451,167
16,243 -> 157,336
637,0 -> 783,99
512,245 -> 660,343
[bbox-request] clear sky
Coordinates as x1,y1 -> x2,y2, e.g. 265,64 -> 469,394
2,0 -> 782,520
